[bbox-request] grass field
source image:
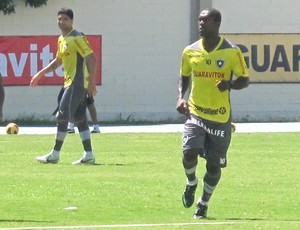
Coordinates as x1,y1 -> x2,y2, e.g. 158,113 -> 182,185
0,132 -> 299,229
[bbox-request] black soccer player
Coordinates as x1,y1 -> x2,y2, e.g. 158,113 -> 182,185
177,8 -> 249,219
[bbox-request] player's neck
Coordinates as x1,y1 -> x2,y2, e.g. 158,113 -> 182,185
62,27 -> 73,37
202,35 -> 220,52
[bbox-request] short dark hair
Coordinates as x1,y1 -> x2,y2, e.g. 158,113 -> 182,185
208,8 -> 221,23
58,8 -> 74,20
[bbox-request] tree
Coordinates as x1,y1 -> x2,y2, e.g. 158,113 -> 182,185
0,0 -> 47,15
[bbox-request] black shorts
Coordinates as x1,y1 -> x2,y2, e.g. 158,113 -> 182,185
87,95 -> 94,105
182,115 -> 232,167
56,85 -> 87,123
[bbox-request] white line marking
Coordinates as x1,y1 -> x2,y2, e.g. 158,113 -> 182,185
0,222 -> 238,229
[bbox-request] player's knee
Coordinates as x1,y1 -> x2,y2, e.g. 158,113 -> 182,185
56,113 -> 66,123
206,162 -> 221,175
183,148 -> 199,162
77,120 -> 89,132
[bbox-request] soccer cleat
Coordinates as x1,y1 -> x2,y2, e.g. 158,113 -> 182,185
90,127 -> 100,133
182,182 -> 198,208
72,155 -> 95,165
193,203 -> 208,219
67,128 -> 75,134
36,152 -> 59,164
67,123 -> 75,133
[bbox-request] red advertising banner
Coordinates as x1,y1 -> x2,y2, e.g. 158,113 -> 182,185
0,35 -> 101,86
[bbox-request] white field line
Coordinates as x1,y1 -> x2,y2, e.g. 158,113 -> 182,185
2,122 -> 300,135
0,222 -> 239,230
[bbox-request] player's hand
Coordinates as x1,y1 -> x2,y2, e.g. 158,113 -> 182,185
87,81 -> 97,97
216,80 -> 230,92
30,73 -> 42,87
176,99 -> 188,114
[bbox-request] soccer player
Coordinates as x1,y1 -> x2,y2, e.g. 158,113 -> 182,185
0,73 -> 4,121
30,8 -> 97,165
177,8 -> 249,219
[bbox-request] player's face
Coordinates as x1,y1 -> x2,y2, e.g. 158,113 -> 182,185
57,14 -> 73,33
198,10 -> 218,38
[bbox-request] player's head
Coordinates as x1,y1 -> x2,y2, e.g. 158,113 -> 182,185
58,8 -> 74,20
57,8 -> 74,33
198,8 -> 221,37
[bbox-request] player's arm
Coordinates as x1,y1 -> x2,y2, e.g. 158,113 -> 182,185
86,53 -> 97,97
30,57 -> 62,87
216,76 -> 249,92
176,75 -> 190,114
230,76 -> 249,89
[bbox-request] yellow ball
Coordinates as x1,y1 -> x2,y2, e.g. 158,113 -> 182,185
6,123 -> 19,134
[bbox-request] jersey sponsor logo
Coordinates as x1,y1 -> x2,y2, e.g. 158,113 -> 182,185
187,117 -> 225,137
219,107 -> 226,114
194,105 -> 227,116
182,135 -> 189,145
236,51 -> 246,75
193,71 -> 225,79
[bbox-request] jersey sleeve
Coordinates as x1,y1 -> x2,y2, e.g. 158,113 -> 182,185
74,35 -> 93,58
56,36 -> 63,59
232,47 -> 249,78
180,48 -> 192,77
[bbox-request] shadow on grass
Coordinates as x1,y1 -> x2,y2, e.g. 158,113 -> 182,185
225,218 -> 267,221
226,218 -> 300,222
0,219 -> 53,223
94,163 -> 134,166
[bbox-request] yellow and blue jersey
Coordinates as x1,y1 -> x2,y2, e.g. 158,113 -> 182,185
57,29 -> 93,88
180,36 -> 249,123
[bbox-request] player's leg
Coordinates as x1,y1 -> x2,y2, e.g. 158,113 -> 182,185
72,92 -> 95,165
72,119 -> 95,164
193,120 -> 231,219
193,162 -> 221,219
36,87 -> 72,164
182,148 -> 200,208
87,96 -> 100,133
181,120 -> 205,208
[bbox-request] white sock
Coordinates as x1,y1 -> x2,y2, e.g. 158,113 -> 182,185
187,177 -> 198,186
51,149 -> 60,157
197,197 -> 208,206
84,151 -> 93,158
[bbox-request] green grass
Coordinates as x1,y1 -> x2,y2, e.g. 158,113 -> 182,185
0,132 -> 299,229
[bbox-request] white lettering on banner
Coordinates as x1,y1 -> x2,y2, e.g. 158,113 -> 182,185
0,53 -> 7,76
0,43 -> 63,77
30,44 -> 37,76
8,53 -> 27,77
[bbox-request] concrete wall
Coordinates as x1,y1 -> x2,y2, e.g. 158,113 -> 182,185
1,0 -> 300,123
213,0 -> 300,121
1,0 -> 191,122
